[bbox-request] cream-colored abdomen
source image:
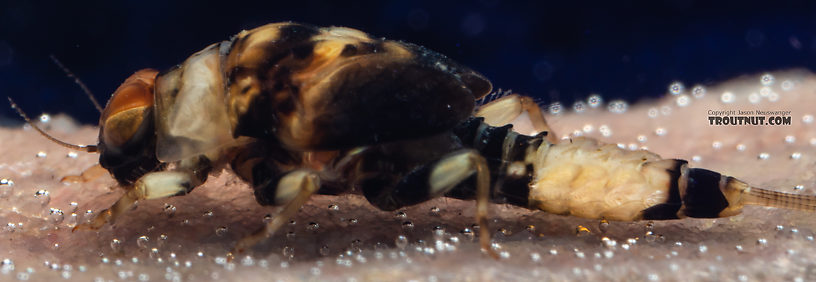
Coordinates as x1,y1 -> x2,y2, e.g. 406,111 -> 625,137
529,137 -> 678,221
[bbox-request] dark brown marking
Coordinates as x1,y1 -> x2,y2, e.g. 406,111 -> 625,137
641,159 -> 686,220
679,168 -> 729,218
340,44 -> 357,57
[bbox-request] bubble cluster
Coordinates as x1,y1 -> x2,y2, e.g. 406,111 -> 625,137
607,100 -> 628,114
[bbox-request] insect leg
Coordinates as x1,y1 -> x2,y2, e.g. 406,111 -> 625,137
358,149 -> 498,258
475,94 -> 557,143
233,169 -> 320,253
73,170 -> 198,231
60,164 -> 107,183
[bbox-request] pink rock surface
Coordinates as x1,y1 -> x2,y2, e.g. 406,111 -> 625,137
1,70 -> 815,281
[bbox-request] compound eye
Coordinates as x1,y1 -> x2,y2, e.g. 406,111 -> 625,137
100,69 -> 158,147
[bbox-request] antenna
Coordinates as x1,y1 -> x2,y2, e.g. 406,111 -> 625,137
49,54 -> 104,113
7,97 -> 98,153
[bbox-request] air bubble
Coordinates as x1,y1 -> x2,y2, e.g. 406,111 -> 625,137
791,152 -> 802,160
394,211 -> 407,219
712,141 -> 722,150
802,115 -> 814,124
720,92 -> 735,103
202,211 -> 213,217
429,206 -> 440,216
240,256 -> 254,266
307,222 -> 320,231
748,93 -> 760,104
137,236 -> 149,249
599,125 -> 612,137
328,204 -> 339,211
575,251 -> 585,259
83,210 -> 94,223
644,231 -> 657,242
668,81 -> 684,95
599,219 -> 610,233
660,106 -> 672,116
214,226 -> 228,237
34,190 -> 50,207
0,179 -> 14,198
759,87 -> 771,97
575,225 -> 591,236
692,85 -> 706,98
637,135 -> 647,143
768,92 -> 779,102
319,245 -> 331,257
675,95 -> 690,107
402,221 -> 414,230
549,102 -> 563,115
282,246 -> 295,259
607,100 -> 628,113
647,108 -> 659,118
460,228 -> 474,239
794,185 -> 804,191
582,124 -> 593,133
758,152 -> 770,160
736,144 -> 746,151
38,113 -> 50,123
573,101 -> 587,113
110,239 -> 122,252
67,152 -> 78,158
781,80 -> 794,91
163,204 -> 176,217
49,208 -> 64,224
654,127 -> 667,136
36,151 -> 47,158
158,234 -> 168,248
785,135 -> 796,144
760,73 -> 775,86
587,94 -> 602,108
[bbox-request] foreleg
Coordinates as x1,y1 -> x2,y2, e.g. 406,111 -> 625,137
73,170 -> 199,231
73,156 -> 210,231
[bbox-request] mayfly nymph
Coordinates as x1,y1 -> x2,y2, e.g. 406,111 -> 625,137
10,22 -> 816,258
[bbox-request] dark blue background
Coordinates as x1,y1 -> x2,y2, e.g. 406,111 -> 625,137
2,0 -> 814,124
